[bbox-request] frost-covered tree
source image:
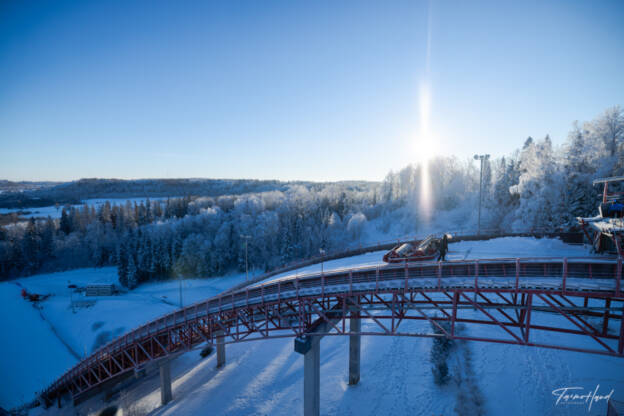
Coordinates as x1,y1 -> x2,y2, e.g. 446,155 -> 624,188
347,212 -> 367,243
126,256 -> 138,289
488,157 -> 518,231
2,106 -> 622,284
509,136 -> 563,231
592,106 -> 624,158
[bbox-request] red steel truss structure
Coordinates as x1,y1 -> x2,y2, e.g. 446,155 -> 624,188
42,256 -> 624,404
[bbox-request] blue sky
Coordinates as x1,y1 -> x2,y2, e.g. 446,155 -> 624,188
1,0 -> 623,182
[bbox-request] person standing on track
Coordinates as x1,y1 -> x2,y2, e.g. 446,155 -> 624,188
437,234 -> 449,261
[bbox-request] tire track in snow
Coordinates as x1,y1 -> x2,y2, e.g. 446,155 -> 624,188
11,282 -> 81,360
349,324 -> 440,416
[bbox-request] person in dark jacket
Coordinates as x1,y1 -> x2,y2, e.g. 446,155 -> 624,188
437,234 -> 449,261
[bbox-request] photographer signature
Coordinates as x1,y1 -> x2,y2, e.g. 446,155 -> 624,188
552,385 -> 614,412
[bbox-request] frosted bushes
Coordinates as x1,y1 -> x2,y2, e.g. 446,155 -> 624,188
347,212 -> 367,242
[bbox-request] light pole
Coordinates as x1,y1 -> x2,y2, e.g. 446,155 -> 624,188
473,154 -> 490,235
68,281 -> 75,313
241,235 -> 251,281
319,248 -> 326,275
179,276 -> 183,308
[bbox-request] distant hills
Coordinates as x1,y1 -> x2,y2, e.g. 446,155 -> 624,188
0,178 -> 378,208
0,180 -> 61,193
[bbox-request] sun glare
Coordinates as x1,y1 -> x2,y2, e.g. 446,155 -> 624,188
413,82 -> 437,164
417,0 -> 435,226
417,81 -> 434,224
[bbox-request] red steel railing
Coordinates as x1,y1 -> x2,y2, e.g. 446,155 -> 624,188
42,254 -> 623,404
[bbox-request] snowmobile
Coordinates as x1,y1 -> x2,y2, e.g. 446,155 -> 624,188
383,234 -> 448,263
21,288 -> 50,302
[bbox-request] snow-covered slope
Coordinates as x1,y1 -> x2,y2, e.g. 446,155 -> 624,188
2,237 -> 622,414
0,283 -> 76,409
1,268 -> 248,410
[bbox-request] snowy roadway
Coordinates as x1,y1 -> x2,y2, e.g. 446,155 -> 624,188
262,236 -> 598,284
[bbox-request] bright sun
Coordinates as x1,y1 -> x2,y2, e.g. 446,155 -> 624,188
414,135 -> 437,164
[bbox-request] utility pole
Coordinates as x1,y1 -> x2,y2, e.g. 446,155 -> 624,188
68,281 -> 75,313
473,154 -> 490,235
241,235 -> 251,281
179,275 -> 183,308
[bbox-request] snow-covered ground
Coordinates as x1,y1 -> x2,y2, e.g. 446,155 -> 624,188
2,237 -> 622,414
0,269 -> 248,410
0,283 -> 77,408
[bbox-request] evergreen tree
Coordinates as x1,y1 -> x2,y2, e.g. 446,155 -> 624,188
126,256 -> 138,289
22,218 -> 41,273
99,201 -> 112,224
60,208 -> 71,235
41,216 -> 56,259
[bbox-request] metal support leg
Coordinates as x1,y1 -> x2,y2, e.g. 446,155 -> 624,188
349,316 -> 361,385
303,337 -> 320,416
160,360 -> 172,405
216,332 -> 226,369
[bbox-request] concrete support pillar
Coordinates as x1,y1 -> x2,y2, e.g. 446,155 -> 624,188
159,360 -> 172,405
303,337 -> 320,416
294,310 -> 342,416
348,315 -> 361,385
216,331 -> 226,369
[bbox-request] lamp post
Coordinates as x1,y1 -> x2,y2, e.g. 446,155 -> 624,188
319,248 -> 326,275
241,234 -> 251,281
68,281 -> 76,313
179,276 -> 183,308
473,154 -> 490,235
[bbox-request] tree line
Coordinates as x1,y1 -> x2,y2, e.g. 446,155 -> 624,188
0,106 -> 622,287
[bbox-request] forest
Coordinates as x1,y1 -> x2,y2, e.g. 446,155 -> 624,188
0,106 -> 622,287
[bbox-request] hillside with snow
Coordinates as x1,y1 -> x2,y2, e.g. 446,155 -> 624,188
2,237 -> 622,415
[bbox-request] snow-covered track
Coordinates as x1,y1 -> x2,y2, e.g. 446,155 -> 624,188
42,255 -> 624,405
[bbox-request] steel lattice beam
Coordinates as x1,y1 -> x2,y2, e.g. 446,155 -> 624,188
43,257 -> 624,404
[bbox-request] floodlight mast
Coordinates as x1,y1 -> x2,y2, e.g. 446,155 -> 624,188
241,235 -> 252,281
474,154 -> 490,235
